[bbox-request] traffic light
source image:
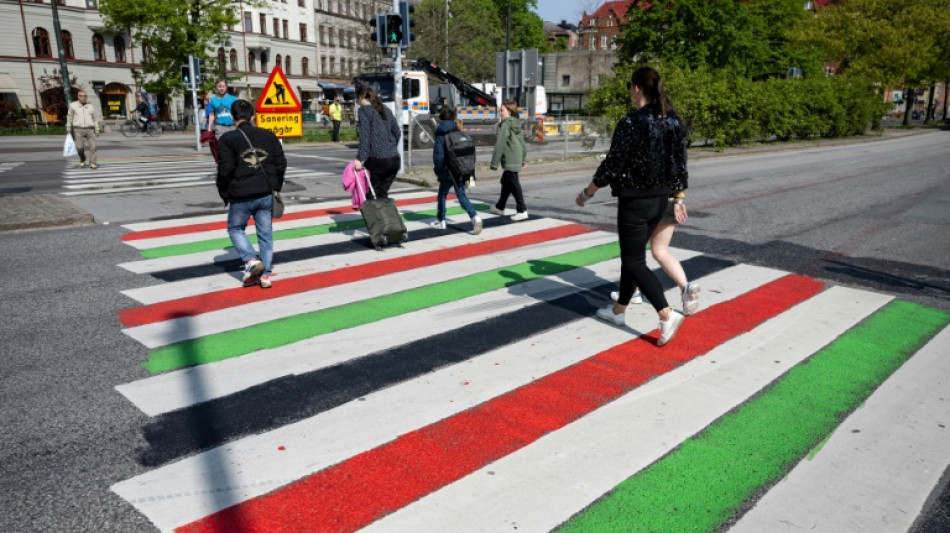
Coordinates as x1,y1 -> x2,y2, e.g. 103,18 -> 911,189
181,65 -> 191,85
399,0 -> 415,49
387,13 -> 403,47
369,14 -> 387,48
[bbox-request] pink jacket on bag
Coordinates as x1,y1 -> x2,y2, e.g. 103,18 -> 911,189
341,161 -> 371,210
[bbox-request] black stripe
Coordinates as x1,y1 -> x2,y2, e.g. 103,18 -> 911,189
136,255 -> 735,466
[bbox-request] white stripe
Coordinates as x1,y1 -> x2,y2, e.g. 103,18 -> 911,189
121,217 -> 571,304
285,153 -> 353,163
116,247 -> 704,415
360,286 -> 894,533
63,168 -> 317,186
729,325 -> 950,533
63,176 -> 210,188
118,191 -> 435,232
122,230 -> 618,348
61,181 -> 215,196
110,264 -> 783,531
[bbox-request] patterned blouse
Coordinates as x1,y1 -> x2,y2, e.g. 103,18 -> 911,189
356,104 -> 401,163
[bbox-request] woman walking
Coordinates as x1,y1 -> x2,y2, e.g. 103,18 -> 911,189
489,100 -> 528,221
576,66 -> 690,346
352,85 -> 401,199
431,106 -> 483,234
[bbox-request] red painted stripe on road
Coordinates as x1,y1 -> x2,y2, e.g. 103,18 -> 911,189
119,223 -> 592,327
175,274 -> 824,533
121,195 -> 447,242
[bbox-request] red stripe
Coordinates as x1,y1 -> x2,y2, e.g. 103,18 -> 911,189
119,224 -> 592,327
175,274 -> 824,533
121,195 -> 447,242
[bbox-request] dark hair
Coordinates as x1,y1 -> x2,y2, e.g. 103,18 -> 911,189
631,66 -> 676,117
502,100 -> 519,117
230,99 -> 255,122
439,105 -> 456,121
356,84 -> 387,119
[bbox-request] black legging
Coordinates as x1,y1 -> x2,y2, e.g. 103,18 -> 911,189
496,170 -> 526,213
364,156 -> 400,199
616,195 -> 670,311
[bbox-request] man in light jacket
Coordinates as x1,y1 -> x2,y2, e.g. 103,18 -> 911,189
65,91 -> 102,169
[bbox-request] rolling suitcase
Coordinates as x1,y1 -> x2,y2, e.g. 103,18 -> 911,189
358,175 -> 408,250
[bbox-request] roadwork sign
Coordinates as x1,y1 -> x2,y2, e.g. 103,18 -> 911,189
256,112 -> 303,138
256,66 -> 301,113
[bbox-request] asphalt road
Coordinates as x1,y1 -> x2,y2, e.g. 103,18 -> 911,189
0,128 -> 947,532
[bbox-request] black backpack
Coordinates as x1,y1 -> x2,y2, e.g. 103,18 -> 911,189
443,129 -> 476,183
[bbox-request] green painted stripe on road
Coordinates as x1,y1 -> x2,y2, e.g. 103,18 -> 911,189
555,300 -> 949,533
143,241 -> 619,373
140,205 -> 487,259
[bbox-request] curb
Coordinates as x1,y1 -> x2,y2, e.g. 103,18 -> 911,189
0,194 -> 96,234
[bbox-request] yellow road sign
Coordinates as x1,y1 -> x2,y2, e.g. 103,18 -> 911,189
257,112 -> 303,138
256,66 -> 301,113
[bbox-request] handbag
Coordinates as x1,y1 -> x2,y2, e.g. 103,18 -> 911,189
237,128 -> 284,219
63,134 -> 77,158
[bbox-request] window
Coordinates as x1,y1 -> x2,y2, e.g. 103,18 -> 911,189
340,58 -> 346,76
561,74 -> 571,87
320,56 -> 326,75
229,49 -> 238,71
601,35 -> 607,48
113,35 -> 125,62
141,44 -> 152,64
589,36 -> 595,49
217,47 -> 226,72
275,54 -> 282,71
283,20 -> 289,40
329,57 -> 335,75
244,12 -> 252,32
260,14 -> 267,34
273,19 -> 280,37
86,0 -> 98,7
329,27 -> 335,46
92,34 -> 106,61
32,28 -> 52,58
300,23 -> 307,42
284,55 -> 291,75
319,25 -> 325,45
248,51 -> 256,72
61,31 -> 74,59
301,57 -> 309,76
260,52 -> 268,71
298,0 -> 305,6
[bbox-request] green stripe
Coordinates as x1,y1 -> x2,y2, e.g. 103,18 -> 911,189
141,205 -> 488,259
556,300 -> 949,533
144,241 -> 619,373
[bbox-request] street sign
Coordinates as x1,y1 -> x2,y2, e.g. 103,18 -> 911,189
256,112 -> 303,138
255,66 -> 302,113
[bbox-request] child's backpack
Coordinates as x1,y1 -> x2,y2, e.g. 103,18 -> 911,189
443,129 -> 476,184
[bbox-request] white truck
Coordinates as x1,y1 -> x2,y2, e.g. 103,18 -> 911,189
353,57 -> 546,148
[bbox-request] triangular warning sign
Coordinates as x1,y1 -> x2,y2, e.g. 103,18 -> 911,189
255,65 -> 301,113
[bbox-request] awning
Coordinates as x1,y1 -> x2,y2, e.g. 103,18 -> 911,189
317,82 -> 352,91
0,73 -> 21,94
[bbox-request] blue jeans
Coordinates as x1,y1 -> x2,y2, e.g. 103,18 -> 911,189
227,195 -> 274,275
437,174 -> 477,221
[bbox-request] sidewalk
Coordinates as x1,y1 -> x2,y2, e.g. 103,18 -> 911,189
0,126 -> 940,234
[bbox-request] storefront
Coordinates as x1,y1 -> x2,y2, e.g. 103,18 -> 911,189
99,82 -> 130,119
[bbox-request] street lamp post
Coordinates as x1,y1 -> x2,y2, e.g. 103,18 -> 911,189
49,0 -> 72,108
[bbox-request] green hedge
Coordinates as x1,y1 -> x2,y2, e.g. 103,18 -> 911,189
587,66 -> 890,149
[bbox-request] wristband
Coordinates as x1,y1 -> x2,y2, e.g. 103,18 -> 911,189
672,198 -> 685,205
580,187 -> 594,200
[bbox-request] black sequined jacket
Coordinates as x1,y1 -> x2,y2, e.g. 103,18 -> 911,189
592,104 -> 688,197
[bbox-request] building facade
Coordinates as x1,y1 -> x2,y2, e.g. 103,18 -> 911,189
1,0 -> 392,123
579,0 -> 637,52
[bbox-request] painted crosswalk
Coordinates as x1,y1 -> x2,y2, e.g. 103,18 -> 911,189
109,192 -> 950,533
61,158 -> 331,196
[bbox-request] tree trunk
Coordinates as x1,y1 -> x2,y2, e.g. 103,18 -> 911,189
925,83 -> 936,123
902,85 -> 913,126
944,76 -> 949,121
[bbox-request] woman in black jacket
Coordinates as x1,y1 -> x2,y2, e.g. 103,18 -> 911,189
352,85 -> 401,198
575,66 -> 689,346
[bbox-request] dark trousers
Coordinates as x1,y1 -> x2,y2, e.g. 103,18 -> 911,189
616,195 -> 670,311
496,170 -> 526,213
364,156 -> 400,199
332,120 -> 341,142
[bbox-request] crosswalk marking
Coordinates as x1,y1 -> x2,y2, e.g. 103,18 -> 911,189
61,158 -> 332,196
106,192 -> 949,533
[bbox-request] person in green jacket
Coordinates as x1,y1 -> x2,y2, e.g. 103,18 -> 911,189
490,100 -> 529,221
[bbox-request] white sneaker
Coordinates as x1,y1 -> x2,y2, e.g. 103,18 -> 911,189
471,216 -> 483,235
242,259 -> 264,286
657,311 -> 685,346
682,282 -> 701,316
490,206 -> 505,216
595,305 -> 626,327
430,219 -> 446,230
511,211 -> 529,221
611,290 -> 642,305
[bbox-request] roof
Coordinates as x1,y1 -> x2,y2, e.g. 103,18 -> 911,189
580,1 -> 640,27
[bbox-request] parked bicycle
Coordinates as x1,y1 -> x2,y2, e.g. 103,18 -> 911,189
120,112 -> 163,137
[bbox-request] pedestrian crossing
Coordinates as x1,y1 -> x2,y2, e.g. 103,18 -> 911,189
61,158 -> 332,196
109,192 -> 950,533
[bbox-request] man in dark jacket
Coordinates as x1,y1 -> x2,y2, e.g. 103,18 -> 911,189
216,99 -> 287,289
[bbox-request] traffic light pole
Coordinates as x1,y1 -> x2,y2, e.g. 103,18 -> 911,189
188,55 -> 200,152
393,0 -> 404,175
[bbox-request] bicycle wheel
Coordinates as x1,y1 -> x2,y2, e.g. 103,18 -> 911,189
120,120 -> 139,137
146,121 -> 163,137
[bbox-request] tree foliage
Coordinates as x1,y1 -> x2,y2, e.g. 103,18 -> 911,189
98,0 -> 240,94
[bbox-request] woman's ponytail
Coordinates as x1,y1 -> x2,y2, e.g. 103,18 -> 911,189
632,66 -> 677,117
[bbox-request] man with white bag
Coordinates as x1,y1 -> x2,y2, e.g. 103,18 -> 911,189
65,91 -> 102,169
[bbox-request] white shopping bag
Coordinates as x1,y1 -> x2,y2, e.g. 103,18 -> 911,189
63,134 -> 77,158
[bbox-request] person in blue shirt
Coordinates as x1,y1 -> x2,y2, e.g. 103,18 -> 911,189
206,79 -> 238,137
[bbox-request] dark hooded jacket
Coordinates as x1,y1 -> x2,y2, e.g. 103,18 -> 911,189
433,119 -> 458,184
216,122 -> 287,202
592,104 -> 688,197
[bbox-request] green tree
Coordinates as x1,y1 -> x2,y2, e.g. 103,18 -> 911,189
492,0 -> 545,51
414,0 -> 504,81
98,0 -> 240,94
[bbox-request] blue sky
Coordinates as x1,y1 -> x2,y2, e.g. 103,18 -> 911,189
535,0 -> 590,25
